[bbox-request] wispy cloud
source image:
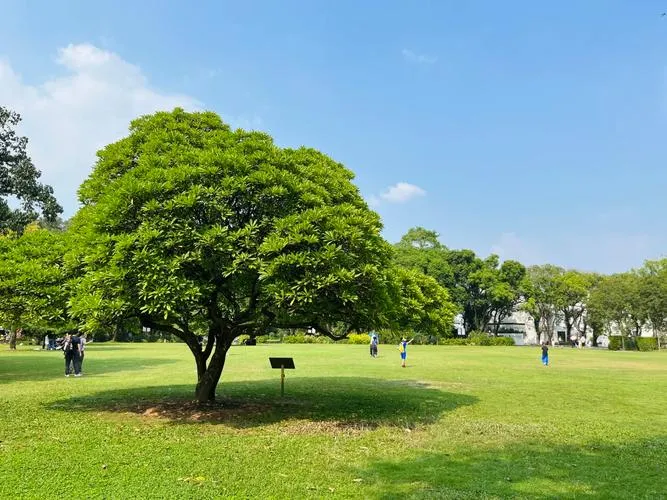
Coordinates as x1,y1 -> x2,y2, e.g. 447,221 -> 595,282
369,182 -> 426,207
401,48 -> 437,65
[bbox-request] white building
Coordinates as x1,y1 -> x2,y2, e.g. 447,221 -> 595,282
456,309 -> 661,346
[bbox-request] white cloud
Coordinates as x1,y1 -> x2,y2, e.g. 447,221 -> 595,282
0,43 -> 202,217
401,49 -> 437,65
379,182 -> 426,204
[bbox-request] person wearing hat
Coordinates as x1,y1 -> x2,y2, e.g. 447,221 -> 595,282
398,337 -> 413,367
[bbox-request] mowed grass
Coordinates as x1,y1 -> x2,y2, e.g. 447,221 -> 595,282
1,343 -> 666,499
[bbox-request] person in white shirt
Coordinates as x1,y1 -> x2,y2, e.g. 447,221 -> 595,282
79,333 -> 87,373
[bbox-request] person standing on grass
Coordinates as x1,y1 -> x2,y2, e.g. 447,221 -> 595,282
541,342 -> 549,366
79,333 -> 87,373
63,333 -> 83,377
63,333 -> 74,376
398,337 -> 413,368
369,332 -> 379,358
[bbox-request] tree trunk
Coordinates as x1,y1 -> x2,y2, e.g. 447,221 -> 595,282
8,329 -> 17,350
564,314 -> 573,344
194,336 -> 231,403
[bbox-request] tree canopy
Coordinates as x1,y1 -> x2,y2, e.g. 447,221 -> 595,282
0,106 -> 62,234
69,108 -> 425,401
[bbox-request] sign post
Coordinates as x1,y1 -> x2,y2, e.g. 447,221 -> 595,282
269,357 -> 295,397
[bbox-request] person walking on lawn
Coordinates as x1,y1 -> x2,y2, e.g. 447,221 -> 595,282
541,342 -> 549,366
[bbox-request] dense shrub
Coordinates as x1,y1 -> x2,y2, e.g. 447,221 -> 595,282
491,336 -> 515,346
608,336 -> 638,351
468,332 -> 492,346
347,333 -> 370,345
282,333 -> 307,344
437,335 -> 514,346
636,337 -> 658,351
281,333 -> 332,344
438,338 -> 468,346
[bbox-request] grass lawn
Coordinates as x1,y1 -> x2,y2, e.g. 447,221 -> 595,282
1,343 -> 665,499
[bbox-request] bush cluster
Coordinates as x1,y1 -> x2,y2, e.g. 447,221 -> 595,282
344,333 -> 369,345
278,334 -> 332,344
609,336 -> 658,351
439,333 -> 515,346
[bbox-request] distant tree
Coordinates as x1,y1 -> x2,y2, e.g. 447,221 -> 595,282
522,265 -> 564,344
489,260 -> 527,335
0,106 -> 62,234
393,227 -> 453,285
442,250 -> 525,334
637,260 -> 667,349
0,224 -> 72,349
588,273 -> 646,350
70,109 -> 400,402
391,267 -> 457,337
553,270 -> 594,342
440,249 -> 486,331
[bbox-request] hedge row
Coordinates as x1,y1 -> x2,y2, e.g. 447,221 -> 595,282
439,333 -> 515,346
608,336 -> 659,351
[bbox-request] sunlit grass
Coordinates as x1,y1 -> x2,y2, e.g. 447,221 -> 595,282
1,343 -> 665,498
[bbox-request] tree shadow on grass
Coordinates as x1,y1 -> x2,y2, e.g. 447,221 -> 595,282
0,351 -> 177,384
45,378 -> 477,431
358,436 -> 667,499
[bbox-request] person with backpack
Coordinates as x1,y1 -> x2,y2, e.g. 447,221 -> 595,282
63,333 -> 83,377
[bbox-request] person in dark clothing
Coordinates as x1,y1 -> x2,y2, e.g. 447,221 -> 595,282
63,333 -> 83,377
541,342 -> 549,366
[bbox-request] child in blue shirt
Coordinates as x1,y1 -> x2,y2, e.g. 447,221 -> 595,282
398,337 -> 413,367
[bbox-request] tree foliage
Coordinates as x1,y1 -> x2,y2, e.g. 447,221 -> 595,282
393,227 -> 453,285
0,224 -> 72,348
393,228 -> 526,335
390,267 -> 457,337
522,264 -> 564,344
0,106 -> 62,234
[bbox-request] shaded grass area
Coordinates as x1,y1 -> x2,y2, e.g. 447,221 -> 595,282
1,343 -> 666,499
47,378 -> 476,429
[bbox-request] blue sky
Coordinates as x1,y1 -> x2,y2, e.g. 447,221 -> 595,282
1,0 -> 666,273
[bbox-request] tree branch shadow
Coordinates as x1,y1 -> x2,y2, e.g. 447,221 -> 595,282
357,436 -> 667,499
45,377 -> 477,431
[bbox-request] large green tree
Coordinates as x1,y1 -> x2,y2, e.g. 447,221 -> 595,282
70,109 -> 400,402
0,224 -> 72,349
0,106 -> 62,234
